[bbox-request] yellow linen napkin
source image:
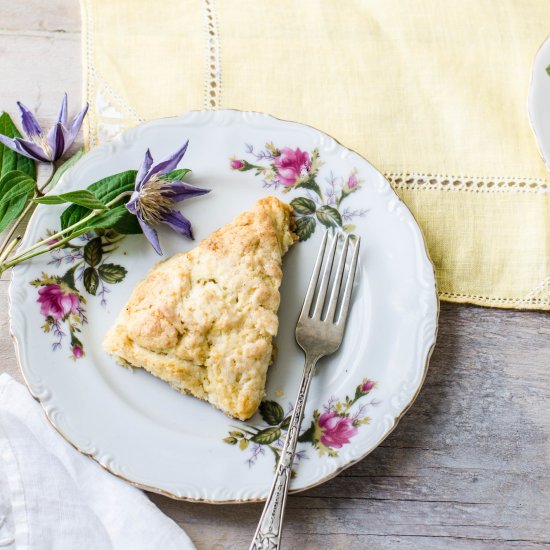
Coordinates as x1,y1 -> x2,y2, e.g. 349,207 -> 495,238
81,0 -> 550,310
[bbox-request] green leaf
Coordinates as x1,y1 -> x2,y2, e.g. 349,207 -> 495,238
0,170 -> 35,232
251,427 -> 281,445
48,150 -> 84,190
294,216 -> 316,241
162,168 -> 192,182
83,237 -> 102,267
238,439 -> 249,451
259,400 -> 285,426
98,263 -> 127,284
546,65 -> 550,77
60,170 -> 137,231
80,205 -> 129,232
281,416 -> 291,430
83,267 -> 99,295
35,190 -> 107,210
0,112 -> 36,179
65,206 -> 131,241
290,197 -> 316,215
316,205 -> 342,228
111,211 -> 141,235
86,169 -> 138,205
295,174 -> 321,196
0,171 -> 35,208
61,265 -> 78,290
298,421 -> 315,443
223,437 -> 238,445
269,446 -> 282,466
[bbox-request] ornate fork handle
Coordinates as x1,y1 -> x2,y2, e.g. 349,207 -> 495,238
250,232 -> 360,550
250,354 -> 319,550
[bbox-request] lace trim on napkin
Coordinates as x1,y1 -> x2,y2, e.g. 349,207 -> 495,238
524,277 -> 550,304
84,0 -> 223,148
83,0 -> 143,149
202,0 -> 222,110
440,291 -> 549,307
386,172 -> 550,194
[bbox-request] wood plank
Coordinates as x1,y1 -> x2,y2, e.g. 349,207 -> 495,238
2,1 -> 80,33
0,33 -> 81,122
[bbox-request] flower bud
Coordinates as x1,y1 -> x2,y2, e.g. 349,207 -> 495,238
360,379 -> 375,393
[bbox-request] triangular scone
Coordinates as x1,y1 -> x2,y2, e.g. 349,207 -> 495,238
103,196 -> 297,420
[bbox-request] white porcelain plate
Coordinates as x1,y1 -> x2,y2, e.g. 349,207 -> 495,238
10,110 -> 437,502
529,36 -> 550,172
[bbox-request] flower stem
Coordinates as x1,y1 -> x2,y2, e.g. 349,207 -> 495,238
0,235 -> 21,263
3,231 -> 86,268
3,191 -> 132,268
4,211 -> 98,266
0,201 -> 34,259
231,424 -> 259,436
35,163 -> 56,196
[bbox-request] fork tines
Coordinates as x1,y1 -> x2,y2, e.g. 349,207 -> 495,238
300,232 -> 360,325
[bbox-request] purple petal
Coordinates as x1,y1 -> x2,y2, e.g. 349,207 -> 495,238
16,138 -> 51,162
0,135 -> 49,162
137,216 -> 162,255
17,101 -> 42,137
57,93 -> 68,127
125,191 -> 140,214
0,134 -> 30,157
135,149 -> 154,191
161,210 -> 193,239
46,123 -> 67,161
148,140 -> 189,179
164,181 -> 210,203
67,102 -> 88,142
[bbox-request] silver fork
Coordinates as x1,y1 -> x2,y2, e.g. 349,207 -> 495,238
250,231 -> 361,550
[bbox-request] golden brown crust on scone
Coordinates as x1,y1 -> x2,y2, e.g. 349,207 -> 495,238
103,196 -> 297,420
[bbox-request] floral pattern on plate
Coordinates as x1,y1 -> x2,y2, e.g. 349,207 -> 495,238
30,229 -> 127,359
224,377 -> 379,472
230,142 -> 367,241
10,111 -> 438,501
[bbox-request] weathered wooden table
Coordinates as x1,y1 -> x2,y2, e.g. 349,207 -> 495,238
1,3 -> 548,548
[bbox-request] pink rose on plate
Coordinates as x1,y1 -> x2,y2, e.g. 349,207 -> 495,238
37,284 -> 80,320
71,344 -> 84,359
361,379 -> 375,393
230,159 -> 245,170
347,173 -> 359,189
343,170 -> 361,194
273,147 -> 311,186
318,411 -> 358,449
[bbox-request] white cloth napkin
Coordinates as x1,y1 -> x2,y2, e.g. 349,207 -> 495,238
0,374 -> 196,550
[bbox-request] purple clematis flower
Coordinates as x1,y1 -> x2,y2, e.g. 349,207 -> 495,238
125,141 -> 210,255
0,94 -> 88,162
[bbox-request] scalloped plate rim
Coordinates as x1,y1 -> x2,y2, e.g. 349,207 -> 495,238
9,109 -> 439,503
